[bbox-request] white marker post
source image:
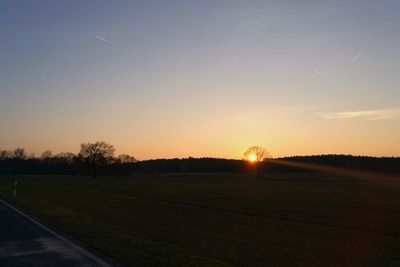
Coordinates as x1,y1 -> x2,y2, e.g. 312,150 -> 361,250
13,181 -> 18,198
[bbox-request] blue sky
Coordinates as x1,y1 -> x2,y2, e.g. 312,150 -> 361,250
1,1 -> 400,159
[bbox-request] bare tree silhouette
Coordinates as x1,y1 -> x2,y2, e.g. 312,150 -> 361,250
13,148 -> 27,176
0,150 -> 12,160
41,150 -> 53,159
41,151 -> 53,174
117,154 -> 138,163
243,146 -> 271,178
79,141 -> 115,179
13,148 -> 27,160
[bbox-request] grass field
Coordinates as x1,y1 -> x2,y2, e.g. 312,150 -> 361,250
1,173 -> 400,267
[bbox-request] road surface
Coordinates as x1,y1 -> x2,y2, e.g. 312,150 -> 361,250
0,198 -> 114,267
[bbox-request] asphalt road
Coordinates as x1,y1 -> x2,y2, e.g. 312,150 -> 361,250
0,199 -> 113,267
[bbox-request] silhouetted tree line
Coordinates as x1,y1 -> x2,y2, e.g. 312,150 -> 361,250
0,147 -> 399,177
268,155 -> 400,174
129,155 -> 400,176
133,158 -> 250,174
0,145 -> 137,177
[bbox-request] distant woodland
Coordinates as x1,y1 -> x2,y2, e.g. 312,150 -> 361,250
0,148 -> 399,177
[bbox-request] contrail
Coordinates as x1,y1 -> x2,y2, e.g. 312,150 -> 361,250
95,35 -> 112,44
351,51 -> 363,62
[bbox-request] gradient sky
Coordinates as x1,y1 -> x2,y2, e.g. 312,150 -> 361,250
1,1 -> 400,159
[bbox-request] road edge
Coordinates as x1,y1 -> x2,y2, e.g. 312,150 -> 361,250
0,197 -> 120,267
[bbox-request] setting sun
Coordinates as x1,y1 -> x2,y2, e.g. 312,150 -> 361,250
248,154 -> 257,162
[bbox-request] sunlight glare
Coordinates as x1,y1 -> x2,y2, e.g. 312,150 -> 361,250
248,154 -> 257,162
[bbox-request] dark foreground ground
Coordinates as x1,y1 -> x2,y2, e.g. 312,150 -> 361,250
1,173 -> 400,267
0,198 -> 109,266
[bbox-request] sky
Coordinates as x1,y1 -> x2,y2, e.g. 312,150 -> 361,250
1,0 -> 400,159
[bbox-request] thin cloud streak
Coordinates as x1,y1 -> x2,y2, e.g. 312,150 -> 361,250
95,35 -> 112,44
351,51 -> 363,62
318,108 -> 400,120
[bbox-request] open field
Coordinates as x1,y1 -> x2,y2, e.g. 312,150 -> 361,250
1,173 -> 400,267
